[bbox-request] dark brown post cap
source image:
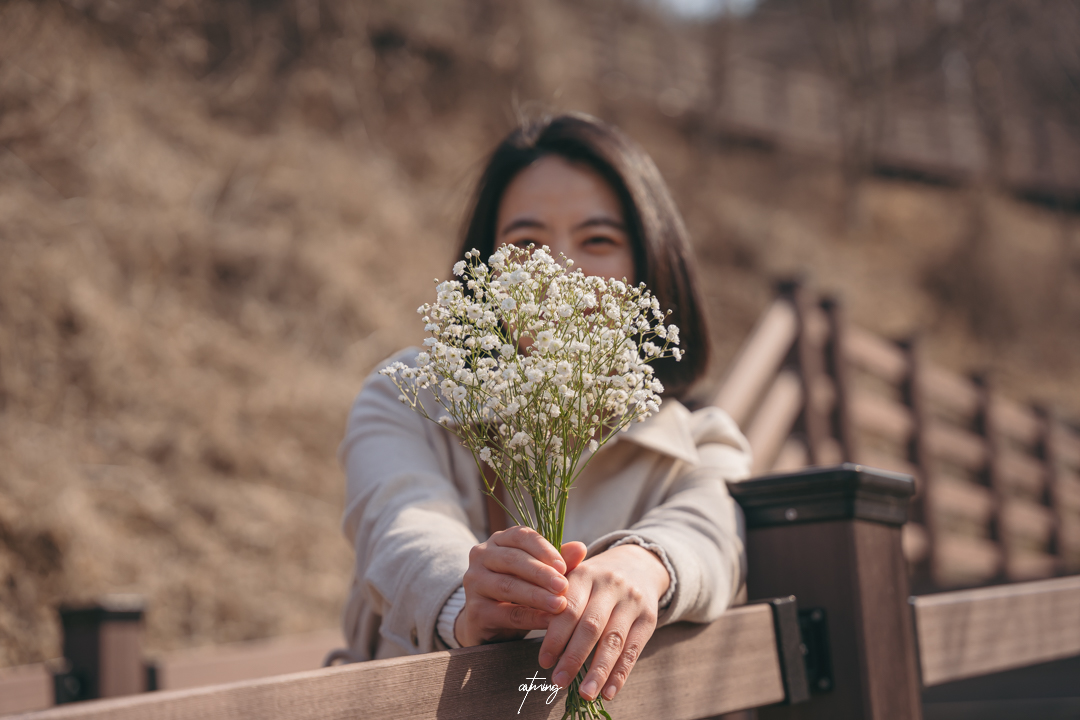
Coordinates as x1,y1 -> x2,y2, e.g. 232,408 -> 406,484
59,594 -> 146,626
728,463 -> 915,529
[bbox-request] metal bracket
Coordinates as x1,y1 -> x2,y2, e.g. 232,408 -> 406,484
760,596 -> 811,704
799,607 -> 833,694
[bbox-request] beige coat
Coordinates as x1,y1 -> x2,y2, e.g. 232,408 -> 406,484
339,348 -> 752,660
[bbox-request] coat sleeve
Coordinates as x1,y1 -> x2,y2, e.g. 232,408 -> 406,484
338,350 -> 480,656
588,406 -> 751,627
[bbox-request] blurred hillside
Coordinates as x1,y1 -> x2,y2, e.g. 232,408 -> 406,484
0,0 -> 1078,666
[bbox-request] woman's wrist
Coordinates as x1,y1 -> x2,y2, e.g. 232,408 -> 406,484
608,536 -> 676,608
602,543 -> 670,604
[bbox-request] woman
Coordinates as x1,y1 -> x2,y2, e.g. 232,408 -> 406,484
338,113 -> 750,704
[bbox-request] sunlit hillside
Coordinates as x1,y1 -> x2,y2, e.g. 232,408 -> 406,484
0,0 -> 1077,665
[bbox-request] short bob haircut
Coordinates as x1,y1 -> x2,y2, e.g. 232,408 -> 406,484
455,113 -> 710,401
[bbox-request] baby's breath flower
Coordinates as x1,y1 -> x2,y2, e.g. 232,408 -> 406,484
380,245 -> 682,631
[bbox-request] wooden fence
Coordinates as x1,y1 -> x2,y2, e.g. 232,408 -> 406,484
4,465 -> 1078,719
713,281 -> 1080,592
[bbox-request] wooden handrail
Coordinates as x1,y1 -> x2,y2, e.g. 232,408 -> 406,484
745,369 -> 804,474
9,605 -> 794,720
714,298 -> 798,427
842,326 -> 907,384
919,366 -> 981,419
913,575 -> 1080,686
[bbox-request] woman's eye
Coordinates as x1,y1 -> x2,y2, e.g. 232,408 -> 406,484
583,235 -> 617,248
513,239 -> 537,249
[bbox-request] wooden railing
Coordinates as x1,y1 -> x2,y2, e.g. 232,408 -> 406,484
4,466 -> 1079,719
713,281 -> 1080,592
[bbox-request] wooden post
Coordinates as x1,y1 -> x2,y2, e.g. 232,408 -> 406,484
898,337 -> 937,591
971,374 -> 1007,582
778,280 -> 832,466
1034,405 -> 1065,575
820,296 -> 856,463
55,596 -> 147,703
729,464 -> 923,720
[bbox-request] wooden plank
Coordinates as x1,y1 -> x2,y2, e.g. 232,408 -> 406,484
1052,423 -> 1080,469
746,370 -> 804,475
924,421 -> 987,471
1060,516 -> 1080,550
931,478 -> 994,526
8,606 -> 786,720
998,500 -> 1054,547
843,326 -> 907,384
1057,470 -> 1080,511
987,397 -> 1041,447
996,448 -> 1045,495
1004,549 -> 1058,581
934,534 -> 1001,586
850,392 -> 914,444
914,575 -> 1080,686
0,662 -> 53,715
772,437 -> 808,473
715,299 -> 798,427
920,366 -> 980,420
156,630 -> 341,691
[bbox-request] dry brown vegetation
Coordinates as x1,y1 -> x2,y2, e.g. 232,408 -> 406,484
0,0 -> 1077,666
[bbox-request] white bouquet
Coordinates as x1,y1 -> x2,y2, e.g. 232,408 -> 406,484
381,244 -> 681,719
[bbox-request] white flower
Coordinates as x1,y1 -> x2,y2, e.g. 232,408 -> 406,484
382,243 -> 679,559
536,330 -> 555,351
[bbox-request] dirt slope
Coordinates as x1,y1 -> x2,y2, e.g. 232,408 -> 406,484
0,0 -> 1077,665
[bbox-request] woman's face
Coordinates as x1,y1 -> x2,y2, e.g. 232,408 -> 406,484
495,155 -> 635,283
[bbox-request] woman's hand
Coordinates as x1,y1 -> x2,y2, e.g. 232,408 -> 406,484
540,542 -> 670,703
454,526 -> 585,647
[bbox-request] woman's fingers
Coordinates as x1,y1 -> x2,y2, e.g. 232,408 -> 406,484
589,616 -> 652,701
543,585 -> 618,688
482,544 -> 568,594
492,526 -> 566,574
560,541 -> 588,573
468,567 -> 568,613
457,596 -> 553,646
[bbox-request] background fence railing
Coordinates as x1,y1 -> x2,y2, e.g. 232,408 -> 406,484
712,281 -> 1080,593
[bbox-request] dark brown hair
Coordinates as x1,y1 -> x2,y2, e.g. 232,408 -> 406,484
456,113 -> 709,401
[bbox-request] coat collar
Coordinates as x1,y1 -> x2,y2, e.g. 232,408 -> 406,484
609,399 -> 700,465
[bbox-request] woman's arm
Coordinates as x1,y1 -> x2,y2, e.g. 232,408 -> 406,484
339,350 -> 484,655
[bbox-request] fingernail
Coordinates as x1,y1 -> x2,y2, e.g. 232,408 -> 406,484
546,595 -> 564,612
539,652 -> 554,668
603,685 -> 617,701
550,575 -> 568,593
581,680 -> 598,699
553,671 -> 569,687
